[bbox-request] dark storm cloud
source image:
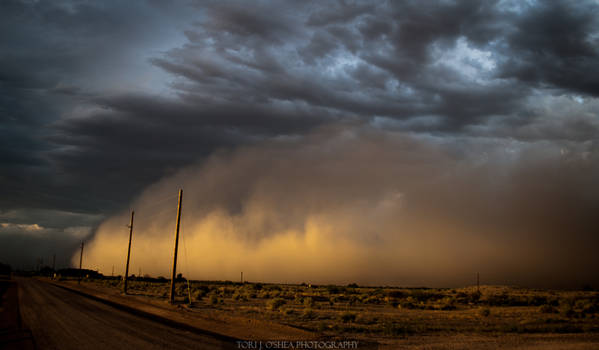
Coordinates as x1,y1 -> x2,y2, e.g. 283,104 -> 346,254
153,0 -> 597,133
1,0 -> 598,282
500,1 -> 599,96
0,0 -> 197,266
0,0 -> 192,210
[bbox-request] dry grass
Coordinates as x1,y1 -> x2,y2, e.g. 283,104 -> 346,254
82,278 -> 599,344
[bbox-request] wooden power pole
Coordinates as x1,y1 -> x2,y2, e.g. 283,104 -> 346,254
78,241 -> 84,284
124,210 -> 134,294
169,189 -> 183,303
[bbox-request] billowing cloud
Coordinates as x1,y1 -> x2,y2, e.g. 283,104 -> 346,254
82,125 -> 599,288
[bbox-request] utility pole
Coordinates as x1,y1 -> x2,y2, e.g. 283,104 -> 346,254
477,272 -> 480,293
78,241 -> 84,284
241,271 -> 243,284
124,211 -> 134,294
169,189 -> 183,304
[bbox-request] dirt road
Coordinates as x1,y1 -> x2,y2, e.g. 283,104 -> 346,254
17,278 -> 237,350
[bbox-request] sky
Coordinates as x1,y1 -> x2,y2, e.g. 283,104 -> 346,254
1,0 -> 598,288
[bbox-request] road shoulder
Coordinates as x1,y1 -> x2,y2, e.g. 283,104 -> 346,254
45,278 -> 317,341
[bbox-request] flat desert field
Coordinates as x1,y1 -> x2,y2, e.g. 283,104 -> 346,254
65,277 -> 599,349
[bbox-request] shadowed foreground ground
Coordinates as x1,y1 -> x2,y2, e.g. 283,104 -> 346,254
17,278 -> 236,350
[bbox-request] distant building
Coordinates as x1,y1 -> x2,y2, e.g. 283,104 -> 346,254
57,268 -> 103,279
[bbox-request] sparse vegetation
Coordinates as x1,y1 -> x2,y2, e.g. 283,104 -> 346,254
70,278 -> 599,341
539,304 -> 558,313
339,311 -> 357,323
208,294 -> 219,305
303,296 -> 316,308
267,297 -> 286,310
302,308 -> 316,320
478,307 -> 491,317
